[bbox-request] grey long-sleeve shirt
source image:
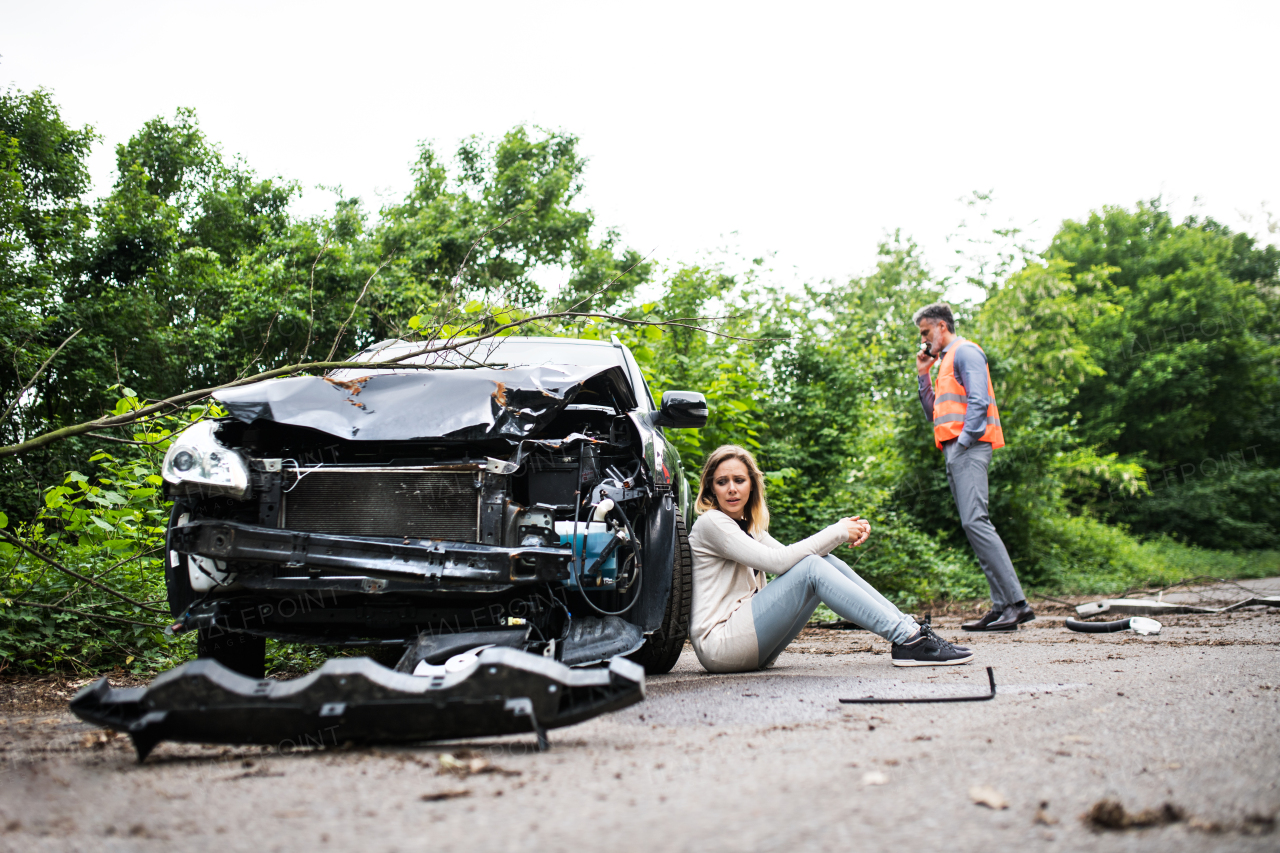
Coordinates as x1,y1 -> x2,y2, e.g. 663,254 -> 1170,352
917,338 -> 992,449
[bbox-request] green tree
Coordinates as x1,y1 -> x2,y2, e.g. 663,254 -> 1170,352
60,108 -> 299,418
1046,200 -> 1280,547
376,127 -> 652,324
0,87 -> 97,519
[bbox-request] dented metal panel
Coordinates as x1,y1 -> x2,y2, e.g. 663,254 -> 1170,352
213,365 -> 638,442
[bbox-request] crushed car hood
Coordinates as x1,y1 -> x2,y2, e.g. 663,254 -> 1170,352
214,364 -> 637,441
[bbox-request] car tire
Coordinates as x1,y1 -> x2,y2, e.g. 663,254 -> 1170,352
628,509 -> 692,674
165,505 -> 267,679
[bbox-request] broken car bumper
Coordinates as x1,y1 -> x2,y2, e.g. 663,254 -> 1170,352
71,648 -> 645,761
170,520 -> 573,586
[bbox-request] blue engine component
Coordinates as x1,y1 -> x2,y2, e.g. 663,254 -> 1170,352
555,522 -> 619,590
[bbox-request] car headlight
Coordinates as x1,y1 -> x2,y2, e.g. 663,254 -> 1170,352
162,421 -> 251,499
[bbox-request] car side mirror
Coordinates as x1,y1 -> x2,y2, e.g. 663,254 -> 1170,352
651,391 -> 708,429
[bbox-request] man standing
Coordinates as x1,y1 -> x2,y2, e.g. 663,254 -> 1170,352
913,302 -> 1034,632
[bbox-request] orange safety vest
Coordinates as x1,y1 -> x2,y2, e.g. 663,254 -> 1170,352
932,340 -> 1005,450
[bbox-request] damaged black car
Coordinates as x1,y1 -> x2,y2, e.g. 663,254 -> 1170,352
161,335 -> 707,680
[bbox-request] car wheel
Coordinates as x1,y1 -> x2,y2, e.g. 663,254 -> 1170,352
165,506 -> 267,679
628,509 -> 692,674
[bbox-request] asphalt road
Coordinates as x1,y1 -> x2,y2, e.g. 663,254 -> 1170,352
2,580 -> 1278,852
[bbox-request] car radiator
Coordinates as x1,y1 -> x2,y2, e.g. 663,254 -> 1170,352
281,466 -> 481,541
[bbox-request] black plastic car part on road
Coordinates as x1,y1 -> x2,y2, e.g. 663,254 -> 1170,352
161,336 -> 707,677
72,650 -> 647,761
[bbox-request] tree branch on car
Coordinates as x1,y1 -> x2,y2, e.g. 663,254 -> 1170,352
0,306 -> 774,459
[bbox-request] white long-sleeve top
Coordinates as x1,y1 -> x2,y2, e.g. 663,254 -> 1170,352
687,510 -> 849,672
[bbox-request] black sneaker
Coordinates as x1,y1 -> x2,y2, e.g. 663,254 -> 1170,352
921,614 -> 970,653
891,624 -> 975,667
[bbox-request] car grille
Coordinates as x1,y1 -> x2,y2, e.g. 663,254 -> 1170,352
281,467 -> 481,541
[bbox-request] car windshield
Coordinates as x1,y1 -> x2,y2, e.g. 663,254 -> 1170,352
349,337 -> 625,369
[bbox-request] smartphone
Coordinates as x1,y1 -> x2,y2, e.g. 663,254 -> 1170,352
920,342 -> 933,358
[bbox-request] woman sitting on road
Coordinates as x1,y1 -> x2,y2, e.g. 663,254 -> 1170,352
688,444 -> 973,673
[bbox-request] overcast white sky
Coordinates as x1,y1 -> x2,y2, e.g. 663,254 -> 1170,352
4,1 -> 1277,297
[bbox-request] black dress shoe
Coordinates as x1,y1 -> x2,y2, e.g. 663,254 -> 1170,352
986,602 -> 1036,632
961,609 -> 1002,632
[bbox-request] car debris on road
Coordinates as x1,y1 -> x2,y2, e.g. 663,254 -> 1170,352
1065,616 -> 1162,635
1075,595 -> 1280,618
70,648 -> 645,761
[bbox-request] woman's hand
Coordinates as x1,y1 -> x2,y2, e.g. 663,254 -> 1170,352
841,516 -> 871,547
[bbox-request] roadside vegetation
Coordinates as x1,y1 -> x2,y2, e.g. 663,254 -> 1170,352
2,87 -> 1277,673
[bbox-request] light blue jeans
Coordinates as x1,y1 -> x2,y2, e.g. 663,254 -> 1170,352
750,554 -> 920,669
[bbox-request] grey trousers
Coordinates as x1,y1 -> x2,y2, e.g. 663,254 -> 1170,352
944,440 -> 1025,608
750,554 -> 920,669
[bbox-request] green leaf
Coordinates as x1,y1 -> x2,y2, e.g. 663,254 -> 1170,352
408,315 -> 422,330
463,300 -> 485,314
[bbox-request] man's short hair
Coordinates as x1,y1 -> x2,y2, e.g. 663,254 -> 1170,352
912,302 -> 955,333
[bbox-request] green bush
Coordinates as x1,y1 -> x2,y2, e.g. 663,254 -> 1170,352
1105,467 -> 1280,551
0,396 -> 199,673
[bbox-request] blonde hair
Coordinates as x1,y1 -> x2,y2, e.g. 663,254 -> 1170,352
695,444 -> 770,537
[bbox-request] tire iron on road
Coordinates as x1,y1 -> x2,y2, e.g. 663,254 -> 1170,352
839,666 -> 997,704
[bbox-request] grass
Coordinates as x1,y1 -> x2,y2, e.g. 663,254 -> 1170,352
1021,514 -> 1280,598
